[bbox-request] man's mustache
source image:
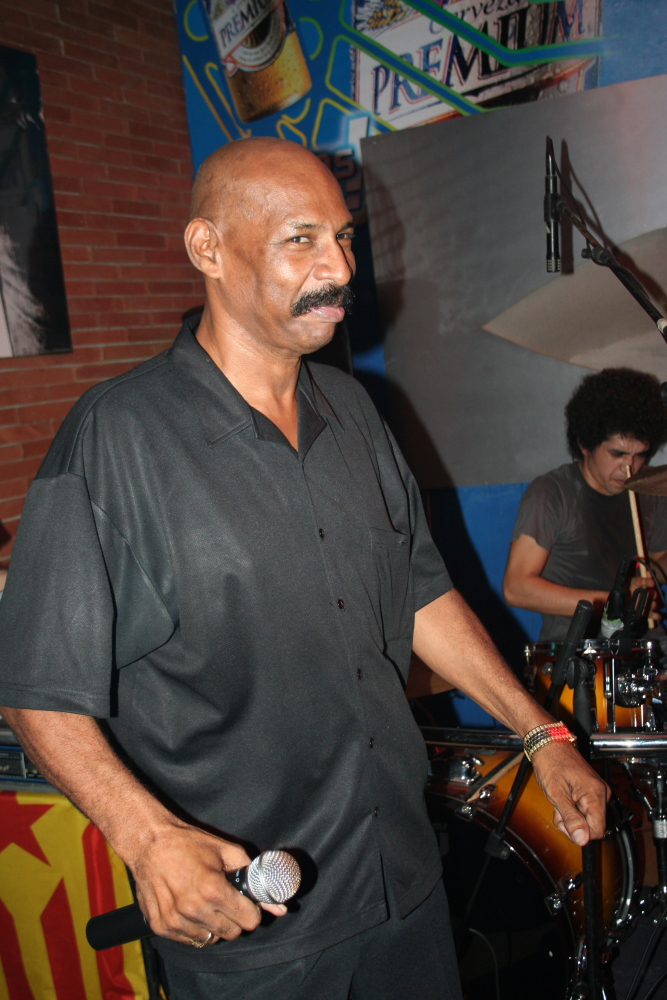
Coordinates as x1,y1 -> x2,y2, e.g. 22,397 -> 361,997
292,283 -> 354,318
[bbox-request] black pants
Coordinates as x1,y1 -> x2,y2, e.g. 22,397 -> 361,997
161,879 -> 462,1000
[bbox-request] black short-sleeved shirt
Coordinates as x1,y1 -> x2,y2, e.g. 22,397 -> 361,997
512,463 -> 667,641
0,318 -> 452,972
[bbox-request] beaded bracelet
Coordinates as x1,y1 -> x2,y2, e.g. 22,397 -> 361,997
523,722 -> 576,761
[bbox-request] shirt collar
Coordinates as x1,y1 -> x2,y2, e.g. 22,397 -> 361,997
169,315 -> 342,451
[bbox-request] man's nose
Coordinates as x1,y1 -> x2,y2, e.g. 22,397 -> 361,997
312,237 -> 354,286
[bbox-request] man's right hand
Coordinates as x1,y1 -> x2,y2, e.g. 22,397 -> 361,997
130,817 -> 288,946
0,708 -> 286,949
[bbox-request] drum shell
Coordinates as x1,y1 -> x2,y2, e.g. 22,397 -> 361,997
526,640 -> 658,731
428,747 -> 633,945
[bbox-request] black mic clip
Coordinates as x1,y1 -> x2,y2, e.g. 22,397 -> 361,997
621,586 -> 650,638
566,656 -> 594,690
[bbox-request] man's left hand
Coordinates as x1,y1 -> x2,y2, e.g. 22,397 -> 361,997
531,741 -> 610,845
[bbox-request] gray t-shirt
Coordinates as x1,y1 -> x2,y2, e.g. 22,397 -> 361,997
512,463 -> 667,641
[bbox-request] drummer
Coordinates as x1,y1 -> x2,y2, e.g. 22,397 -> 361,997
503,367 -> 667,641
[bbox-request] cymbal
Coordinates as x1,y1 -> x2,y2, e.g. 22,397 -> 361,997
625,465 -> 667,496
483,226 -> 667,380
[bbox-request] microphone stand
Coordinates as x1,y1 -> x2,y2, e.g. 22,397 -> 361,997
567,653 -> 603,1000
546,136 -> 667,347
463,601 -> 593,923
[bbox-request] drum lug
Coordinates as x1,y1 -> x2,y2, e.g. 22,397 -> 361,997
432,754 -> 482,785
454,801 -> 476,821
545,871 -> 583,915
477,783 -> 497,804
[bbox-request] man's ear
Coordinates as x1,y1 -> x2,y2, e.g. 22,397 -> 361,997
184,218 -> 223,277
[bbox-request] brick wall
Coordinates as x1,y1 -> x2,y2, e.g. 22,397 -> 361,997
0,0 -> 204,556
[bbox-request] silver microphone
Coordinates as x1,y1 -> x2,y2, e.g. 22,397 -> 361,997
228,849 -> 302,904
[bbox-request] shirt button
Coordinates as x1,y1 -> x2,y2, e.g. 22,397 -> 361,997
318,528 -> 324,539
337,599 -> 345,610
357,668 -> 363,680
369,737 -> 374,749
373,807 -> 379,818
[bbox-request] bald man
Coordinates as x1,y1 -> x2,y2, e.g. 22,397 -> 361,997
0,140 -> 606,1000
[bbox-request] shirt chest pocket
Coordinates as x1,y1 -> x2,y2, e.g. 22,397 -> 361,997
369,527 -> 412,643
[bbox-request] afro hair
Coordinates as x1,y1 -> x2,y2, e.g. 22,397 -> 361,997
565,368 -> 667,461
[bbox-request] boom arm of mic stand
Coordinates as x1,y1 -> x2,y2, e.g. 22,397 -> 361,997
554,197 -> 667,344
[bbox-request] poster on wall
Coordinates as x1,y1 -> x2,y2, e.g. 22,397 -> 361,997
175,0 -> 605,363
177,1 -> 604,199
0,45 -> 71,358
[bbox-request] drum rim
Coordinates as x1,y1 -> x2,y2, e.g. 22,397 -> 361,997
428,788 -> 578,991
428,785 -> 637,952
525,640 -> 657,653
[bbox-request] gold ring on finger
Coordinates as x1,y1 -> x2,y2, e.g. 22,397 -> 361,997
190,931 -> 214,948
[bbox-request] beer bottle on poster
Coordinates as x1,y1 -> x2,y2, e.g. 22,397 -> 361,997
202,0 -> 312,124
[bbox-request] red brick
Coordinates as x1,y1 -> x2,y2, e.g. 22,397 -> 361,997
0,498 -> 27,522
74,362 -> 138,381
82,179 -> 139,200
88,3 -> 140,32
0,420 -> 58,444
53,176 -> 84,194
56,209 -> 88,229
95,279 -> 148,296
22,440 -> 52,460
0,478 -> 32,502
57,193 -> 114,214
116,232 -> 165,249
0,368 -> 76,390
0,457 -> 44,480
102,342 -> 160,362
60,228 -> 117,247
48,124 -> 106,148
58,7 -> 117,38
43,85 -> 101,114
0,441 -> 26,461
60,245 -> 92,262
68,314 -> 104,330
0,0 -> 197,537
41,52 -> 96,80
0,28 -> 63,55
39,66 -> 69,89
45,104 -> 74,124
92,247 -> 144,264
14,402 -> 76,424
51,156 -> 109,180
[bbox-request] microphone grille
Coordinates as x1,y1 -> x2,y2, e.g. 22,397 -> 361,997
247,850 -> 302,904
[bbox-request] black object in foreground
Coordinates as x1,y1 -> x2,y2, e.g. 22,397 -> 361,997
86,850 -> 302,951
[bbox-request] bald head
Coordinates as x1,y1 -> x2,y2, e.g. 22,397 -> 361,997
184,137 -> 355,358
189,138 -> 338,225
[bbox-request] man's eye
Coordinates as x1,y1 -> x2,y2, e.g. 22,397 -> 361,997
288,236 -> 311,244
338,232 -> 354,241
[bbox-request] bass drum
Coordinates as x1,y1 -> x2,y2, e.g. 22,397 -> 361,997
427,748 -> 636,1000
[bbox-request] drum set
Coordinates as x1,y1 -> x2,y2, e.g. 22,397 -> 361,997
423,630 -> 667,1000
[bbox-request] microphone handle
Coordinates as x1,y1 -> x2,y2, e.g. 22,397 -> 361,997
86,866 -> 256,951
86,903 -> 151,951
